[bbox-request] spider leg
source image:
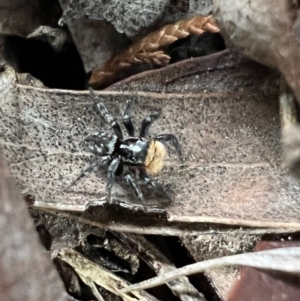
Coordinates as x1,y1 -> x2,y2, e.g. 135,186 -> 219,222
139,169 -> 171,200
96,102 -> 123,140
107,157 -> 121,204
155,134 -> 183,160
139,110 -> 162,138
123,170 -> 147,211
122,99 -> 135,136
67,156 -> 109,189
89,88 -> 123,139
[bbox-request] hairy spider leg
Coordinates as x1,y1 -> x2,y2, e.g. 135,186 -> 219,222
155,134 -> 183,160
107,156 -> 121,204
123,170 -> 147,211
96,102 -> 123,140
68,156 -> 109,189
89,88 -> 123,139
122,99 -> 135,136
139,110 -> 162,138
139,169 -> 171,200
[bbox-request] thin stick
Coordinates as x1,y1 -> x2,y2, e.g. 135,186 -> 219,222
120,247 -> 300,293
38,209 -> 298,236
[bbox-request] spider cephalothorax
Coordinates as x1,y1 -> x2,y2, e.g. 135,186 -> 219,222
73,89 -> 182,211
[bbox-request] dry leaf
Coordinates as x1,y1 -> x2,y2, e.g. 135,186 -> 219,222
0,149 -> 67,301
27,26 -> 67,51
213,0 -> 300,104
0,0 -> 60,37
58,0 -> 215,72
226,241 -> 300,301
2,52 -> 300,231
213,1 -> 300,183
57,248 -> 159,301
59,0 -> 214,38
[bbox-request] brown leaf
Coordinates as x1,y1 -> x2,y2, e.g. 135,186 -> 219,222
59,0 -> 130,72
227,241 -> 300,301
0,149 -> 67,301
213,0 -> 300,104
1,52 -> 300,231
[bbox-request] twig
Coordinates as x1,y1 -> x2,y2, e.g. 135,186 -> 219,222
89,15 -> 219,86
120,247 -> 300,293
166,215 -> 300,229
39,208 -> 299,236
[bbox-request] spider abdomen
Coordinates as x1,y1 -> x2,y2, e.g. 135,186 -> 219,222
144,140 -> 167,174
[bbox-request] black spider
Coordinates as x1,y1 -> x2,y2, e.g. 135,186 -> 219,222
72,89 -> 182,211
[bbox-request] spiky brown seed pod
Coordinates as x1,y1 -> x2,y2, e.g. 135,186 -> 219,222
89,15 -> 219,87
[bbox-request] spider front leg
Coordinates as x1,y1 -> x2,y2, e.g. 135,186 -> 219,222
155,134 -> 183,160
139,110 -> 162,138
68,156 -> 109,189
89,88 -> 123,139
67,159 -> 99,189
107,157 -> 121,204
139,169 -> 171,201
122,99 -> 135,136
123,170 -> 147,211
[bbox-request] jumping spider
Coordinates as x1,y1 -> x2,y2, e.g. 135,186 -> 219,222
73,89 -> 182,211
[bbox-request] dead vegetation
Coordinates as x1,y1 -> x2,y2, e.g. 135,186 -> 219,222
89,15 -> 219,87
1,1 -> 300,301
